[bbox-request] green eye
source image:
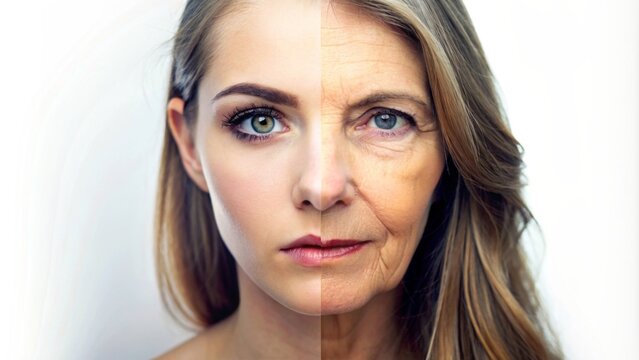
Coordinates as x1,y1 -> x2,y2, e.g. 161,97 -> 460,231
251,115 -> 275,133
373,113 -> 397,129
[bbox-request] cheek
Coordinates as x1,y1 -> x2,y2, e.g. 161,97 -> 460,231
200,140 -> 292,262
354,142 -> 444,237
319,140 -> 444,311
352,140 -> 444,288
199,136 -> 323,315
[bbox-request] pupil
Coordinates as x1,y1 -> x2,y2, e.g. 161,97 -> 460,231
374,114 -> 397,129
252,115 -> 275,133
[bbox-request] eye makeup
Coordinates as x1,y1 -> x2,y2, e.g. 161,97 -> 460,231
221,103 -> 288,143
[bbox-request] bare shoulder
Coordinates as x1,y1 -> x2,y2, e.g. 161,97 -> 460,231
154,315 -> 236,360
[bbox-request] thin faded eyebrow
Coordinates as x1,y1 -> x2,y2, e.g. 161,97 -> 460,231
211,83 -> 299,107
350,92 -> 432,112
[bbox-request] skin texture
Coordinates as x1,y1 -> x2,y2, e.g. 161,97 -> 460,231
162,0 -> 444,358
320,3 -> 444,358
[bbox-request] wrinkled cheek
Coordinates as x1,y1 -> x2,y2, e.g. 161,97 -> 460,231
356,154 -> 443,282
358,158 -> 441,236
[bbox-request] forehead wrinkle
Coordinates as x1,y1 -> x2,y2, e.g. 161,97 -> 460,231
321,77 -> 352,115
322,71 -> 429,111
321,24 -> 423,71
321,0 -> 431,122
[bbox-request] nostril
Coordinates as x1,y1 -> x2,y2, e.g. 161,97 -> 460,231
302,200 -> 312,207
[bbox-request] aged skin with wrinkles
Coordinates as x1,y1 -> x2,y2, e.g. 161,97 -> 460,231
320,4 -> 444,358
162,0 -> 443,358
320,2 -> 444,315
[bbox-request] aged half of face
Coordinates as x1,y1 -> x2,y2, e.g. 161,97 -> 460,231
169,0 -> 444,316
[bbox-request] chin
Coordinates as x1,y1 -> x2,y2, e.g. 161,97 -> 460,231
320,276 -> 402,316
286,303 -> 322,316
272,278 -> 323,316
320,284 -> 373,315
320,301 -> 363,315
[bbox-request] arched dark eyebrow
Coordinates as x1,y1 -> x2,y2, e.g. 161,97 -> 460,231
211,83 -> 299,107
351,92 -> 431,112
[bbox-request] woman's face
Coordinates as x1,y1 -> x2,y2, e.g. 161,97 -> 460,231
188,0 -> 444,315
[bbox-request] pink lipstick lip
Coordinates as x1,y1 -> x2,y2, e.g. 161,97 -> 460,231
280,235 -> 366,250
280,235 -> 370,267
280,234 -> 322,250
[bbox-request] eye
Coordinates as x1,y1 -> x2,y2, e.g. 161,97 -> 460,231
238,114 -> 284,135
222,106 -> 288,143
371,113 -> 399,129
366,109 -> 413,130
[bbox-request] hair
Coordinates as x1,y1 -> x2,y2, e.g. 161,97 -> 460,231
155,0 -> 562,359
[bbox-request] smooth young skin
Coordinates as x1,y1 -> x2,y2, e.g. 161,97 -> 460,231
164,1 -> 322,358
161,0 -> 443,358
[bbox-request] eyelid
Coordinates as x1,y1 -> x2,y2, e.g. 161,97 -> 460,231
221,104 -> 289,143
355,107 -> 416,128
222,105 -> 282,126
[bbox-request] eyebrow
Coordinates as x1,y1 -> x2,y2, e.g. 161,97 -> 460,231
350,92 -> 431,111
211,83 -> 299,107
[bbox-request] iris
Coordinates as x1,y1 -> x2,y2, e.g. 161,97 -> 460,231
252,115 -> 275,133
374,113 -> 397,129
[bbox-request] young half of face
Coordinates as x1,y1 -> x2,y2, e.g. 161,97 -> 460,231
168,0 -> 444,316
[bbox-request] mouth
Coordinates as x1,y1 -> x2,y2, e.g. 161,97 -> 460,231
281,235 -> 370,267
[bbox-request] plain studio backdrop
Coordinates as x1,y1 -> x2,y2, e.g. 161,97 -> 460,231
1,0 -> 637,358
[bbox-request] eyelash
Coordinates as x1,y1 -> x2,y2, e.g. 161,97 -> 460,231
361,108 -> 417,138
221,104 -> 285,143
221,105 -> 416,143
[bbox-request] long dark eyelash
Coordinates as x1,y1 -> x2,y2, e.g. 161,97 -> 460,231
221,103 -> 278,128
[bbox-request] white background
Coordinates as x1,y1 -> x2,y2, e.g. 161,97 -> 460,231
1,0 -> 637,358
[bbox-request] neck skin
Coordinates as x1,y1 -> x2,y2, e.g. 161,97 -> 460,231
321,289 -> 403,359
223,269 -> 321,359
217,267 -> 403,359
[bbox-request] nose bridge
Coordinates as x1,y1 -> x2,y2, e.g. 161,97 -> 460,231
293,114 -> 352,212
320,124 -> 348,204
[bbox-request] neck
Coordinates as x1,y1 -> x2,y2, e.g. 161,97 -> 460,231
227,268 -> 321,359
226,268 -> 405,359
321,289 -> 403,359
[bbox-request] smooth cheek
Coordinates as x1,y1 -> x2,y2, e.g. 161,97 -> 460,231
209,151 -> 283,249
198,130 -> 323,314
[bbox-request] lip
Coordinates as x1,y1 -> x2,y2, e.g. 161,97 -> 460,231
281,235 -> 370,267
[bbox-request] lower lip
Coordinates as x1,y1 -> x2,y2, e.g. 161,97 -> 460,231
281,242 -> 368,267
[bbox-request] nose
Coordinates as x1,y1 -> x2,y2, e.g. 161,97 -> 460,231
292,123 -> 354,212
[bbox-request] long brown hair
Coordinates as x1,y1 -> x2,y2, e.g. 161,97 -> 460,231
155,0 -> 239,329
155,0 -> 562,358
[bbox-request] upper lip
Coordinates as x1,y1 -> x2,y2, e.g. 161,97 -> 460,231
281,234 -> 366,250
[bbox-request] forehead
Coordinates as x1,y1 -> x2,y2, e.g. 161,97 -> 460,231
321,2 -> 427,106
203,0 -> 320,105
201,0 -> 426,108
